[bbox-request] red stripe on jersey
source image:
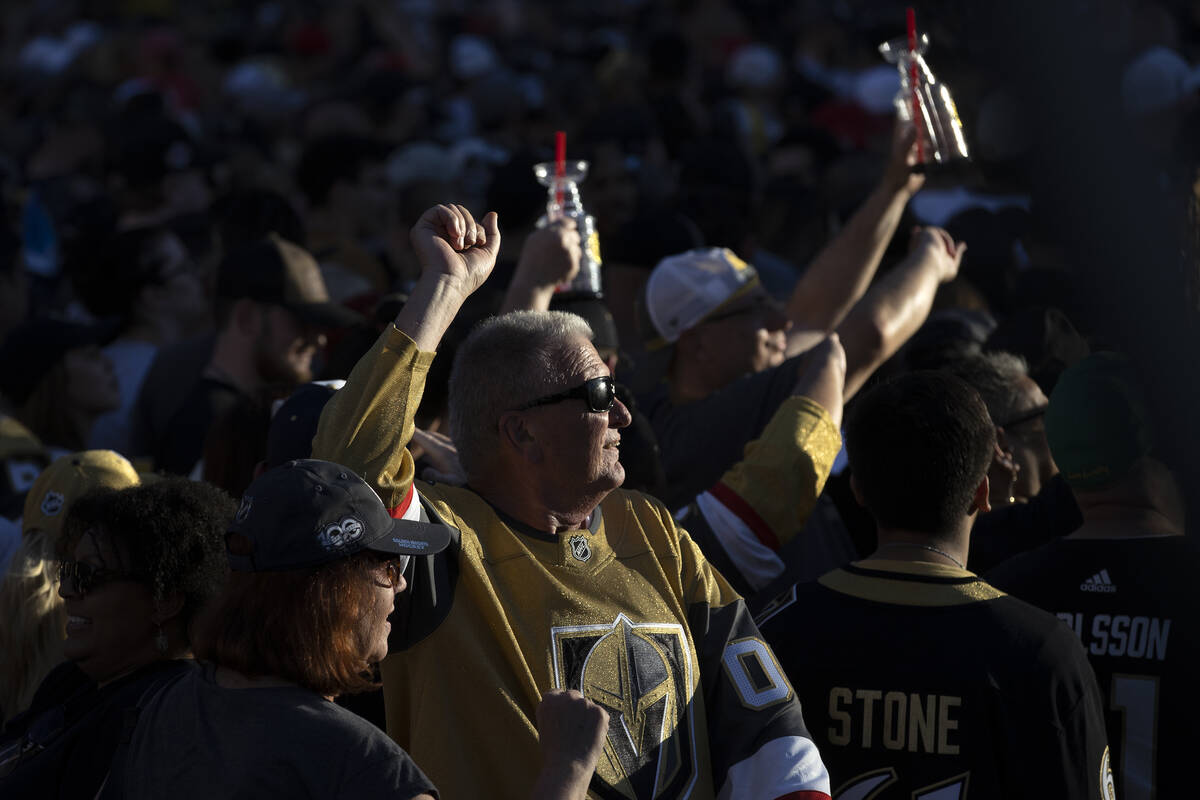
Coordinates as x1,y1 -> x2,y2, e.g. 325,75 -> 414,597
774,792 -> 831,800
388,483 -> 415,519
709,481 -> 780,551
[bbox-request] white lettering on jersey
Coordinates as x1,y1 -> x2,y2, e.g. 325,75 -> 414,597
1059,613 -> 1171,661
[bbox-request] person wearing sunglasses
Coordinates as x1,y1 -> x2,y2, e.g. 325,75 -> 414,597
0,477 -> 233,797
0,450 -> 141,724
311,205 -> 832,799
104,459 -> 609,800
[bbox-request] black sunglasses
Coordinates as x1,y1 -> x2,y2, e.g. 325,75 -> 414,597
519,376 -> 616,413
57,560 -> 139,595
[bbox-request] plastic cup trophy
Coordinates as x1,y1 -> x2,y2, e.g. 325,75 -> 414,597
879,16 -> 969,167
533,132 -> 603,300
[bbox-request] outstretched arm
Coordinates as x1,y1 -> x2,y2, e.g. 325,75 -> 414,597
691,336 -> 846,593
785,125 -> 924,354
400,204 -> 501,350
501,218 -> 581,313
837,226 -> 965,399
311,204 -> 500,509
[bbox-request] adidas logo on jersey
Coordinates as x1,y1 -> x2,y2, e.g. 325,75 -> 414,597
1080,569 -> 1117,593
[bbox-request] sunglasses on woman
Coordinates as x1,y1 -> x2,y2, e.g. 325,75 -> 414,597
518,376 -> 616,413
371,555 -> 410,589
57,560 -> 139,595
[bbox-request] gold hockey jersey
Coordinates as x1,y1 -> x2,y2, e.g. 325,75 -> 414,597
313,325 -> 831,800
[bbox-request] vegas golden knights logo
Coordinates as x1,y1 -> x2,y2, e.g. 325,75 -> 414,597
551,614 -> 697,799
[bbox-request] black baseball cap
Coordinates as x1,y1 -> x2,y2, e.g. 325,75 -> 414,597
265,382 -> 340,469
228,459 -> 452,572
216,234 -> 365,329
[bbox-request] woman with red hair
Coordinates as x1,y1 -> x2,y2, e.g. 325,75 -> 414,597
108,459 -> 608,799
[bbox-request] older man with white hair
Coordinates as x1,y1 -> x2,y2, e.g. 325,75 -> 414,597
314,204 -> 838,800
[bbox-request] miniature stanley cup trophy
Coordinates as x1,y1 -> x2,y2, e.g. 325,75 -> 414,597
533,159 -> 603,299
880,31 -> 969,166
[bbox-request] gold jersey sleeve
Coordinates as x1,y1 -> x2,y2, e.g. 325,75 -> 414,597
312,324 -> 432,509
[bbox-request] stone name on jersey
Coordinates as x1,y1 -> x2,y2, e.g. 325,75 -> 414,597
1056,612 -> 1171,661
827,688 -> 961,754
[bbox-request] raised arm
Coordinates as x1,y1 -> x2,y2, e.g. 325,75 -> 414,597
689,336 -> 846,593
311,205 -> 499,509
401,204 -> 502,349
785,124 -> 924,354
837,226 -> 965,399
500,218 -> 581,313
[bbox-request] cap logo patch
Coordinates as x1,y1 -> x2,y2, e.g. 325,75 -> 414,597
40,491 -> 65,517
391,538 -> 428,550
235,495 -> 253,523
569,535 -> 591,562
319,516 -> 365,551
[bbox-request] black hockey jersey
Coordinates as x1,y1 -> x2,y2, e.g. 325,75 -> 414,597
988,536 -> 1200,800
756,559 -> 1113,799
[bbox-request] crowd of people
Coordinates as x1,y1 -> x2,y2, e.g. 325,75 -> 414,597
1,1 -> 1197,798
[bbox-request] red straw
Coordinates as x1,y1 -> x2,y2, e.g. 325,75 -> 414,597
554,130 -> 566,210
906,8 -> 924,163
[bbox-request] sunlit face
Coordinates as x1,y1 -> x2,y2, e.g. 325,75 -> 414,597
524,337 -> 633,499
64,346 -> 121,413
253,305 -> 326,385
691,288 -> 790,385
59,529 -> 159,684
1002,375 -> 1057,502
358,559 -> 405,664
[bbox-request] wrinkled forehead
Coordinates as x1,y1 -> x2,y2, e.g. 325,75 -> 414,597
557,335 -> 609,382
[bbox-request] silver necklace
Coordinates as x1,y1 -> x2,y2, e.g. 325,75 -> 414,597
875,542 -> 965,569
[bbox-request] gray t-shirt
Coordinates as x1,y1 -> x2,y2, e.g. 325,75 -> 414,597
115,664 -> 436,799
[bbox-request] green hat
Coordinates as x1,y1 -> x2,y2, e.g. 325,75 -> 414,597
1045,353 -> 1153,490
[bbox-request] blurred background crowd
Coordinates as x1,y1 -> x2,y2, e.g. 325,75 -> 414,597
0,0 -> 1196,584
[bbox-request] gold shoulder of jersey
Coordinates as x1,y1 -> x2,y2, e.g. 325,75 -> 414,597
819,564 -> 1006,607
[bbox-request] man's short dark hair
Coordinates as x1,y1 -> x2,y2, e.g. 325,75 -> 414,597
845,372 -> 995,536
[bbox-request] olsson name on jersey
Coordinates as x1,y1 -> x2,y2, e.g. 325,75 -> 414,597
827,688 -> 961,755
1056,612 -> 1171,661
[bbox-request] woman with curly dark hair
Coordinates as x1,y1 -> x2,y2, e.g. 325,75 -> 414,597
107,459 -> 609,800
0,477 -> 234,797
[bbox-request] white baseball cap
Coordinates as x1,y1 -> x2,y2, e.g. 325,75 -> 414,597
644,248 -> 760,347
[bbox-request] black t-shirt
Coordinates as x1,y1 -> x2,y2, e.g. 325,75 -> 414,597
0,660 -> 190,799
638,352 -> 807,511
755,560 -> 1112,799
987,535 -> 1200,800
113,663 -> 437,799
